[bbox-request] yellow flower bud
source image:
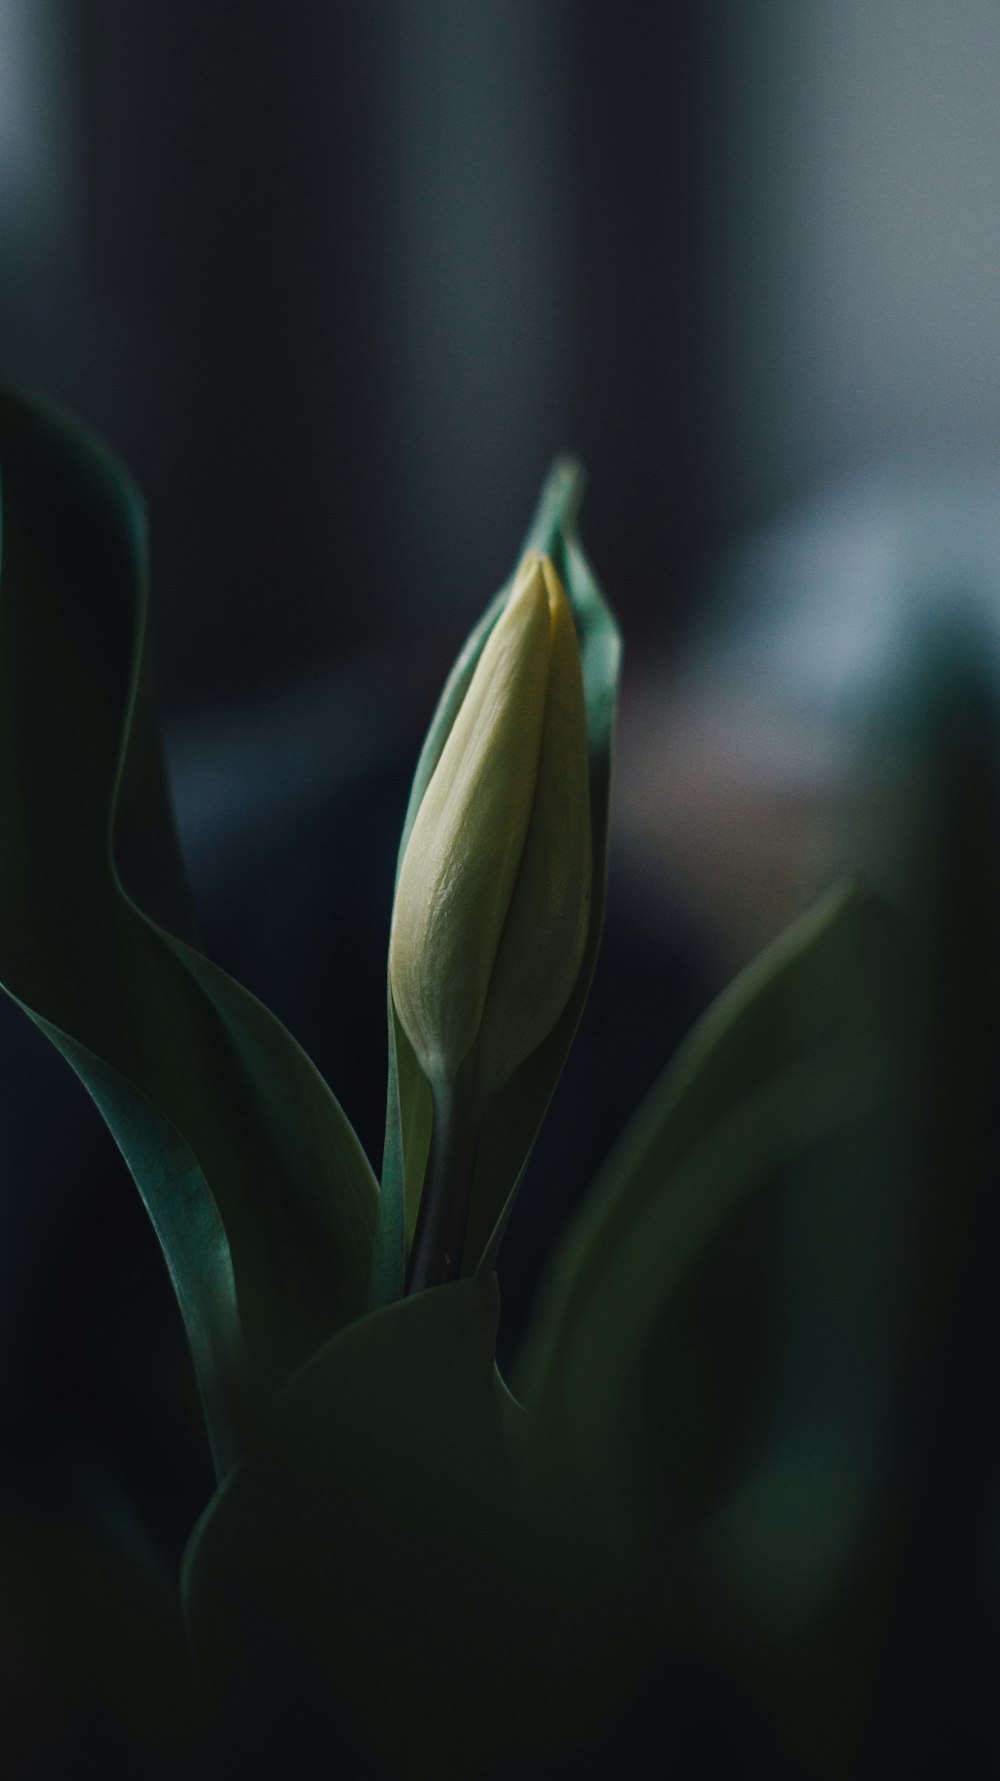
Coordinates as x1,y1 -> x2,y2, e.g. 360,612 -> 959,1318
389,550 -> 592,1100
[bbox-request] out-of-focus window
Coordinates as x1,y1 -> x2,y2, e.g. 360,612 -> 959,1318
0,0 -> 80,388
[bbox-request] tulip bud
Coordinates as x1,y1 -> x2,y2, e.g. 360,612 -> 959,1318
389,550 -> 592,1101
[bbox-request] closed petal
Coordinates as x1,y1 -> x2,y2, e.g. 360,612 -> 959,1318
389,555 -> 551,1081
477,558 -> 592,1094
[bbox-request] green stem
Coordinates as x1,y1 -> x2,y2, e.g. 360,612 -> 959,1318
405,1073 -> 482,1293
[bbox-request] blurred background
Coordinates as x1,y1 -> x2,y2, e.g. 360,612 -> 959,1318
0,0 -> 993,684
3,1 -> 1000,955
2,2 -> 1000,1770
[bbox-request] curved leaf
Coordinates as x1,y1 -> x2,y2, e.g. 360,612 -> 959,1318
509,877 -> 911,1764
516,877 -> 902,1406
0,383 -> 377,1473
183,1277 -> 522,1771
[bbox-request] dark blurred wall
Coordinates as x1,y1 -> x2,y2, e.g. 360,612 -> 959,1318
0,0 -> 83,392
70,1 -> 393,711
4,4 -> 1000,716
698,0 -> 1000,537
2,1 -> 713,713
375,2 -> 576,624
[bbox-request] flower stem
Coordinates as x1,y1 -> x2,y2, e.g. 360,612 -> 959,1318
405,1074 -> 482,1293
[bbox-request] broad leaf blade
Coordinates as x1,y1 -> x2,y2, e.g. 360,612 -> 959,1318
0,382 -> 376,1468
184,1278 -> 515,1769
38,1017 -> 248,1479
515,878 -> 905,1507
184,1272 -> 645,1774
511,877 -> 909,1764
517,878 -> 899,1400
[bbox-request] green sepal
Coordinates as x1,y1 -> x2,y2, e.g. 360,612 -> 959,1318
0,382 -> 377,1473
370,458 -> 621,1306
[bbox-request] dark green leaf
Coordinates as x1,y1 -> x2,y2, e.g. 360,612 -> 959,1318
516,877 -> 902,1408
183,1276 -> 580,1774
0,383 -> 376,1474
515,880 -> 909,1609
